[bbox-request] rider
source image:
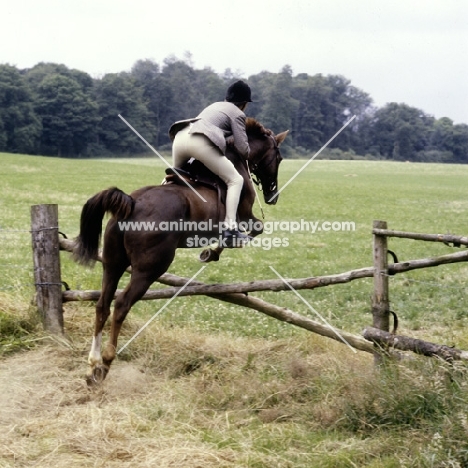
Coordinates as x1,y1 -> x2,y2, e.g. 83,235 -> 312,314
169,80 -> 252,248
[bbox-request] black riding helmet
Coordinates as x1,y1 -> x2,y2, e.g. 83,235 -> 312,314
225,80 -> 253,103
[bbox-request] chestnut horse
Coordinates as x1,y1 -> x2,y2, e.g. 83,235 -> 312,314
73,118 -> 288,385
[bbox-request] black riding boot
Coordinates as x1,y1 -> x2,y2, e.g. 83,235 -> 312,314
221,229 -> 250,248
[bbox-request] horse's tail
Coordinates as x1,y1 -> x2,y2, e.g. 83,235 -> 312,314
73,187 -> 134,267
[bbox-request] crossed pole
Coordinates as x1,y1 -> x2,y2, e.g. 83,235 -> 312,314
116,113 -> 357,352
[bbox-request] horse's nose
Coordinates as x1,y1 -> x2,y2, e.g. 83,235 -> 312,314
266,192 -> 279,205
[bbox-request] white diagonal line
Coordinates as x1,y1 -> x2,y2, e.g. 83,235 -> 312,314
118,114 -> 207,203
117,266 -> 207,354
268,115 -> 356,203
269,266 -> 357,353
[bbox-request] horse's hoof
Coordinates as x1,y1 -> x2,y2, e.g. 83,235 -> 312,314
86,365 -> 109,387
199,249 -> 220,263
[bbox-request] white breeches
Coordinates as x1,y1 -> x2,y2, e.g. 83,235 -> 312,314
172,126 -> 244,229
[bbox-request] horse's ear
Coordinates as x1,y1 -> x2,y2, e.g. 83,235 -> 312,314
275,130 -> 289,146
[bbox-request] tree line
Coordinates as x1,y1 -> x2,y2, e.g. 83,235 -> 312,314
1,57 -> 467,162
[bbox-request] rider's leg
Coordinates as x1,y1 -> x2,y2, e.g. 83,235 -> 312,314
172,126 -> 192,168
200,155 -> 243,229
175,130 -> 244,229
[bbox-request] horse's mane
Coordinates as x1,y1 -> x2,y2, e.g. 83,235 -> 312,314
245,118 -> 273,138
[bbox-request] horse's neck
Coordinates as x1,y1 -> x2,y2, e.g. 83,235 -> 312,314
229,153 -> 255,204
226,149 -> 249,178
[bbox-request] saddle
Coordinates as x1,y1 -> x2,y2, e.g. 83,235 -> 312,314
164,159 -> 227,212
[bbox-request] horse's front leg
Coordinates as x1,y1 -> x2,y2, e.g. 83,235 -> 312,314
199,216 -> 262,262
245,215 -> 264,239
199,245 -> 223,262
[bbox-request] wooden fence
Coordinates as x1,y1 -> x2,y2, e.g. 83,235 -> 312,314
31,205 -> 468,362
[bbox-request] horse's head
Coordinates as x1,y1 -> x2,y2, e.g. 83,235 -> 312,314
246,118 -> 289,205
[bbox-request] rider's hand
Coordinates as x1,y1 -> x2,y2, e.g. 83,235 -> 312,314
226,136 -> 235,146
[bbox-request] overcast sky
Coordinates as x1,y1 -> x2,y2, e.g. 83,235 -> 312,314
2,0 -> 468,124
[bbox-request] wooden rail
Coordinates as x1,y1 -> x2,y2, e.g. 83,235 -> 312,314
30,207 -> 468,361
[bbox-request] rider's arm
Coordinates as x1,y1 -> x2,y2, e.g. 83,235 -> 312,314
230,113 -> 250,159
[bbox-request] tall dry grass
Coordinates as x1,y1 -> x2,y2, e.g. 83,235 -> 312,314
1,302 -> 468,467
2,155 -> 468,466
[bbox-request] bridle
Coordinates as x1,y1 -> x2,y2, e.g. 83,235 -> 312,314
249,133 -> 281,193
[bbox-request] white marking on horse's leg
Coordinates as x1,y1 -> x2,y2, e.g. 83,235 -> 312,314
88,333 -> 103,367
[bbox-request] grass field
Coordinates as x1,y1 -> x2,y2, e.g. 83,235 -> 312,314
1,152 -> 468,466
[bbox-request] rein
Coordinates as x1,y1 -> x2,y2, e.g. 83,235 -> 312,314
247,164 -> 265,220
247,133 -> 280,220
249,133 -> 280,192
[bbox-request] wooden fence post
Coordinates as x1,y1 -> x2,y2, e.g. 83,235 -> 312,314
31,204 -> 64,334
372,220 -> 390,362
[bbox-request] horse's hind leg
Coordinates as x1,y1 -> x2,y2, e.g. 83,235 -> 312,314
87,264 -> 126,386
89,236 -> 177,384
94,270 -> 157,378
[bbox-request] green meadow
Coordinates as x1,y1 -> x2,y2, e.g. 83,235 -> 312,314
1,152 -> 468,467
2,153 -> 468,341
